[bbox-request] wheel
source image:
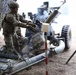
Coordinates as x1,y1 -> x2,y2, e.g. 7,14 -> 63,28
61,25 -> 71,50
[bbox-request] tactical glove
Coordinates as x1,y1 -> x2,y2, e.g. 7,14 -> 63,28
27,25 -> 36,32
27,22 -> 36,28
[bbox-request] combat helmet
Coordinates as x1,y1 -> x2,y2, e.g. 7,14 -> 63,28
8,2 -> 19,8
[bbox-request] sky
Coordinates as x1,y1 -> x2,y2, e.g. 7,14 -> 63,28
17,0 -> 76,15
17,0 -> 76,24
17,0 -> 75,16
17,0 -> 50,14
17,0 -> 69,15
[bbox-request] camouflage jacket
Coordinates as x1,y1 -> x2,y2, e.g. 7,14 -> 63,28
2,12 -> 28,35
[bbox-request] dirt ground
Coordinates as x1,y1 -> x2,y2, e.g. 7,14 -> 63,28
0,26 -> 76,75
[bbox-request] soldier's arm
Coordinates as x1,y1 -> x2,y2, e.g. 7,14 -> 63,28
6,14 -> 36,31
19,15 -> 36,27
13,22 -> 36,32
6,14 -> 28,28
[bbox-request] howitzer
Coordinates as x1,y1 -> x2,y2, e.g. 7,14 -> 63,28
0,0 -> 72,75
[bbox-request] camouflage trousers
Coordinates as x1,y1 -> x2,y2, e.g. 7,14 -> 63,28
4,34 -> 15,52
4,33 -> 28,52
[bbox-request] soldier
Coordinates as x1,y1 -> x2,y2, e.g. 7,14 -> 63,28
2,2 -> 36,53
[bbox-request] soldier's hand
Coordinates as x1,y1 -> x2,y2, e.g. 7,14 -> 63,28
32,24 -> 36,27
27,22 -> 36,27
27,25 -> 36,32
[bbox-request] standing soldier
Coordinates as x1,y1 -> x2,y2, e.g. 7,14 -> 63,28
2,1 -> 36,53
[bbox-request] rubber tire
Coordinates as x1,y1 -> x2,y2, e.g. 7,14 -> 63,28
61,25 -> 71,50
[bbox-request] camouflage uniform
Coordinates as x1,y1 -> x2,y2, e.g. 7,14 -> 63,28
2,2 -> 36,52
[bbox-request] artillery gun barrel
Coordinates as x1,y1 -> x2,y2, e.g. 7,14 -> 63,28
45,10 -> 58,23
